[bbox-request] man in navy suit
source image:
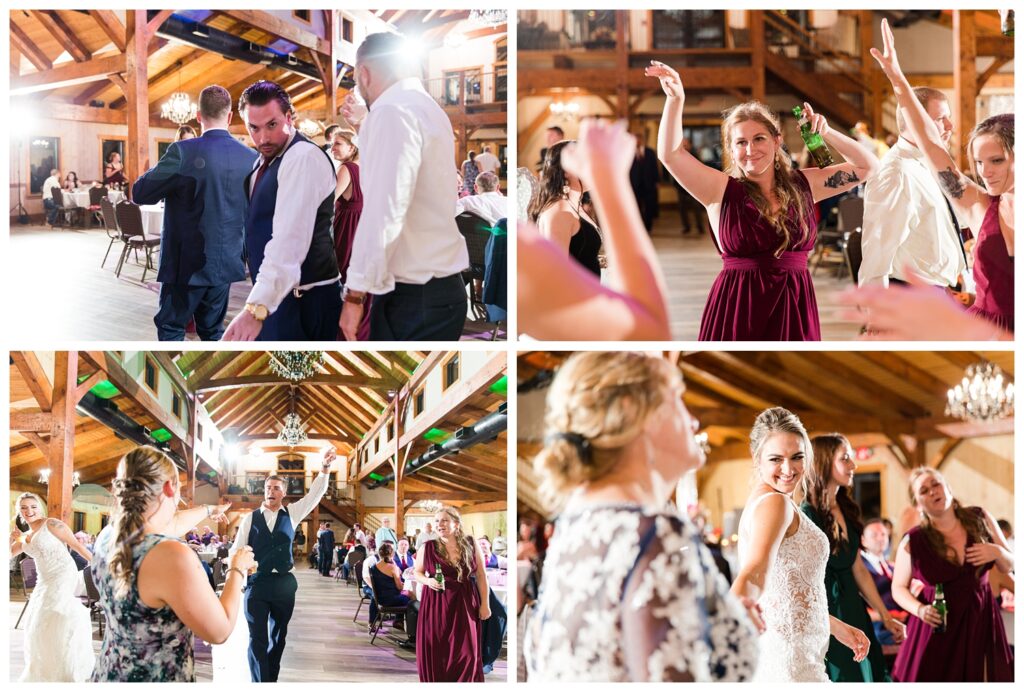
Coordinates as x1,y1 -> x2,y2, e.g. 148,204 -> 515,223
316,521 -> 335,577
133,85 -> 257,340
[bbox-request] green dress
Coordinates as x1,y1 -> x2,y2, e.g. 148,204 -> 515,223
800,502 -> 890,682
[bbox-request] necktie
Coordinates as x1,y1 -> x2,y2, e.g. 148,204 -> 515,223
251,158 -> 271,196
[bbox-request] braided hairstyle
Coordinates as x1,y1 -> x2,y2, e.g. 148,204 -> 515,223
804,433 -> 864,555
434,507 -> 476,582
108,446 -> 178,597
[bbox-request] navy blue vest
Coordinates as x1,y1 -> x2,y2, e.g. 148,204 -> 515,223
244,131 -> 339,287
248,506 -> 295,575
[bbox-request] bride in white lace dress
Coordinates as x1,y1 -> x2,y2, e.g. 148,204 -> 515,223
10,493 -> 95,681
731,408 -> 870,682
524,352 -> 761,681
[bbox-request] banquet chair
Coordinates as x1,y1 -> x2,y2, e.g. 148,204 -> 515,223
53,188 -> 84,229
15,557 -> 37,629
114,202 -> 161,281
843,228 -> 863,284
82,565 -> 106,637
456,212 -> 492,320
352,560 -> 369,622
88,186 -> 108,227
366,577 -> 408,645
99,197 -> 123,268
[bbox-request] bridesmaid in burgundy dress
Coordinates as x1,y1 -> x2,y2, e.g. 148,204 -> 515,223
329,129 -> 371,340
413,507 -> 490,682
647,61 -> 879,340
891,468 -> 1013,681
873,19 -> 1014,333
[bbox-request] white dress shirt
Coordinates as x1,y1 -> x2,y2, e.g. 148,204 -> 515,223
860,137 -> 966,287
232,471 -> 329,573
246,131 -> 339,312
415,530 -> 438,549
455,191 -> 508,225
474,151 -> 500,175
42,175 -> 61,200
345,78 -> 470,294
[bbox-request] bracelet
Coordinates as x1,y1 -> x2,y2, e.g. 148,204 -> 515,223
226,567 -> 246,580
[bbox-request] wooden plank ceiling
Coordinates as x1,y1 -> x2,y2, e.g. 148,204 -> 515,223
10,10 -> 504,118
518,350 -> 1015,452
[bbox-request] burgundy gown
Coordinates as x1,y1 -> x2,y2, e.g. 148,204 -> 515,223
699,172 -> 820,341
332,161 -> 371,340
966,195 -> 1013,332
892,510 -> 1013,682
417,539 -> 484,682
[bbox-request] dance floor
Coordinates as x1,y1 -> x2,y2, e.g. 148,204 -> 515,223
650,216 -> 861,341
9,224 -> 501,341
9,564 -> 508,682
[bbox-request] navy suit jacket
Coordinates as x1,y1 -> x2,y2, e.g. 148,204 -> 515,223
133,129 -> 257,286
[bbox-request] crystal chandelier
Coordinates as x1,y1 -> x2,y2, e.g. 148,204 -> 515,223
277,412 -> 308,447
160,63 -> 197,125
420,499 -> 443,513
469,10 -> 507,27
39,468 -> 50,484
945,362 -> 1014,423
297,118 -> 322,139
269,351 -> 325,381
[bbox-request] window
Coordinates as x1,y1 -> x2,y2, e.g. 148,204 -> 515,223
414,388 -> 425,416
172,390 -> 182,420
144,355 -> 159,394
293,10 -> 311,23
100,514 -> 110,529
494,38 -> 508,103
73,511 -> 86,533
652,10 -> 726,50
373,436 -> 379,454
197,422 -> 204,442
443,354 -> 461,390
342,17 -> 353,42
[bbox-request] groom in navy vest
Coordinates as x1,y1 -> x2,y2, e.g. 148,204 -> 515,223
133,85 -> 257,340
223,80 -> 342,341
232,448 -> 335,682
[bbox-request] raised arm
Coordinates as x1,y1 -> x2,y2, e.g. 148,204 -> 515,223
286,448 -> 336,525
798,102 -> 880,202
871,18 -> 988,223
645,61 -> 729,207
166,503 -> 231,538
10,526 -> 25,558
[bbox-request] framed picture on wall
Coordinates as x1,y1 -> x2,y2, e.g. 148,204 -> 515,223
28,135 -> 60,197
156,139 -> 174,161
99,137 -> 125,184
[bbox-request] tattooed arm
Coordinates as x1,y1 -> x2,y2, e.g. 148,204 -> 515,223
799,102 -> 880,203
871,18 -> 987,226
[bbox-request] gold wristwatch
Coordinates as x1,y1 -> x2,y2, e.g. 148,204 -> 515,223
245,303 -> 269,321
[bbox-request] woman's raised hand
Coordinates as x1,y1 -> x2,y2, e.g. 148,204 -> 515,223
230,545 -> 258,575
561,118 -> 635,186
644,60 -> 686,99
800,102 -> 831,139
869,18 -> 903,79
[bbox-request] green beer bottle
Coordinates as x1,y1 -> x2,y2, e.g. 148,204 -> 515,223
932,582 -> 947,633
435,564 -> 445,590
1002,10 -> 1014,37
793,105 -> 835,168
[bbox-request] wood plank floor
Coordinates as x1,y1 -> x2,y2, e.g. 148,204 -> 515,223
650,217 -> 861,341
8,224 -> 502,342
9,565 -> 507,682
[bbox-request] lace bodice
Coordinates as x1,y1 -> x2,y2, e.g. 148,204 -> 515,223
524,505 -> 758,681
738,493 -> 830,682
22,521 -> 80,592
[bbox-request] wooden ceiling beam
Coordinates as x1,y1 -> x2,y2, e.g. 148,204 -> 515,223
10,21 -> 54,72
222,389 -> 289,434
30,10 -> 92,62
202,351 -> 269,409
11,53 -> 127,96
220,10 -> 331,55
195,373 -> 395,393
153,352 -> 193,402
88,10 -> 127,52
110,47 -> 213,109
11,352 -> 53,411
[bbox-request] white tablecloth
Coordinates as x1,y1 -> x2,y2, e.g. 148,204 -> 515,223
67,189 -> 126,208
108,190 -> 126,205
140,204 -> 164,237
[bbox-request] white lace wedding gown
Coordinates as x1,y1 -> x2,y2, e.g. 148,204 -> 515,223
738,493 -> 830,682
19,522 -> 95,681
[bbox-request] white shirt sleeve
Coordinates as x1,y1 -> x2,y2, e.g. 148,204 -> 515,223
285,471 -> 330,527
246,141 -> 336,311
344,104 -> 424,294
859,167 -> 916,286
230,511 -> 254,555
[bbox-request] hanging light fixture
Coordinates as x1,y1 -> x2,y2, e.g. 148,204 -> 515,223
72,471 -> 81,488
468,10 -> 507,28
39,468 -> 51,484
277,387 -> 308,447
297,118 -> 323,139
160,62 -> 198,125
269,351 -> 325,381
694,431 -> 711,457
420,499 -> 443,513
945,362 -> 1014,423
